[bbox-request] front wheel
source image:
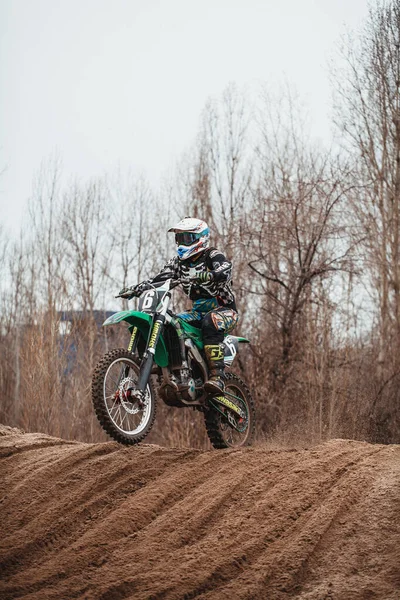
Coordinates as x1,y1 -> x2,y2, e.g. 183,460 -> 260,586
92,348 -> 156,445
204,372 -> 256,449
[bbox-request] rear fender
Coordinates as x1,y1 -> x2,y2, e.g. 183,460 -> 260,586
103,310 -> 169,367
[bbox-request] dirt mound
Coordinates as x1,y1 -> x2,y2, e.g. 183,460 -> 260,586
1,426 -> 399,600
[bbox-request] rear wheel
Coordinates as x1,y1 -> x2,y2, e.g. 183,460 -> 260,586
92,348 -> 156,445
204,372 -> 256,449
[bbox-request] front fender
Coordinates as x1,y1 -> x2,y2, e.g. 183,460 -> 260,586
103,310 -> 169,368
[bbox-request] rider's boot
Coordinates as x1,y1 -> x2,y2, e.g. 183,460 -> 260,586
204,344 -> 225,394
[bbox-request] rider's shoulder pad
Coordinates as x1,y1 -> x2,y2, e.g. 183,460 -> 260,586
209,249 -> 221,258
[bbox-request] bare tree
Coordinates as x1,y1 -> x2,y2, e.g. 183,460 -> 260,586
335,1 -> 400,364
198,83 -> 252,248
333,0 -> 400,440
252,94 -> 353,375
179,83 -> 254,326
62,178 -> 111,313
107,171 -> 155,304
29,157 -> 65,311
235,88 -> 358,438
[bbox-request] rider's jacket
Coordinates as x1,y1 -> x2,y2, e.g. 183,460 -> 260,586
151,247 -> 236,312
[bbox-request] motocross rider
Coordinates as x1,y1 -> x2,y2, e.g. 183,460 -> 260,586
119,217 -> 238,394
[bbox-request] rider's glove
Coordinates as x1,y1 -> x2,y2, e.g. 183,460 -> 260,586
118,281 -> 149,299
119,286 -> 136,299
135,281 -> 152,293
195,271 -> 214,284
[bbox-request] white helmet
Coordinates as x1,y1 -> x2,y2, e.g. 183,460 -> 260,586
168,217 -> 210,261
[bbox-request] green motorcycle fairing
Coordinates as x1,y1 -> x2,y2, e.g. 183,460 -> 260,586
103,310 -> 250,367
178,320 -> 203,348
179,320 -> 250,349
103,310 -> 169,367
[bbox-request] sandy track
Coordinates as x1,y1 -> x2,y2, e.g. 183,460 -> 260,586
1,425 -> 399,600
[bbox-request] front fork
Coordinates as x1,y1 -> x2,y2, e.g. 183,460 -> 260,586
118,317 -> 164,404
117,326 -> 139,384
135,313 -> 166,392
127,326 -> 139,353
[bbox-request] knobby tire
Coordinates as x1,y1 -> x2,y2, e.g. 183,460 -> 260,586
204,372 -> 256,449
92,348 -> 157,445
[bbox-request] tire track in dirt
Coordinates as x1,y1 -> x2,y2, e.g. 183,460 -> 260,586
228,447 -> 392,600
1,442 -> 201,579
130,444 -> 389,600
1,426 -> 399,600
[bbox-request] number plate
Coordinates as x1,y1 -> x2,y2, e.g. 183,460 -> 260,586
138,290 -> 158,313
138,289 -> 167,314
223,335 -> 239,366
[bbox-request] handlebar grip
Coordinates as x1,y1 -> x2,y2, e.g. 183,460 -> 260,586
116,290 -> 138,299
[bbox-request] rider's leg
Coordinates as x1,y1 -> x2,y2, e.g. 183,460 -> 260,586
202,309 -> 238,394
176,309 -> 202,323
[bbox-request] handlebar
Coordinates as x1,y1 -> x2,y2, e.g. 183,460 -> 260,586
115,292 -> 139,299
115,287 -> 144,299
115,277 -> 193,298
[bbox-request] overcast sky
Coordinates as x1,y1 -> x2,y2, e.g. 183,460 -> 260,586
0,0 -> 371,233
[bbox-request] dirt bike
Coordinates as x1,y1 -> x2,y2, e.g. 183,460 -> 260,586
91,278 -> 256,449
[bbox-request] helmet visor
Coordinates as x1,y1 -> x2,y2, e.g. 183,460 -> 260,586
175,232 -> 201,246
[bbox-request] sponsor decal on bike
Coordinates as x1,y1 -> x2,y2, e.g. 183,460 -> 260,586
148,322 -> 161,348
128,327 -> 138,351
214,395 -> 245,418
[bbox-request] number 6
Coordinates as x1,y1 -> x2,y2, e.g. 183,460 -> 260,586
225,338 -> 237,357
142,291 -> 155,310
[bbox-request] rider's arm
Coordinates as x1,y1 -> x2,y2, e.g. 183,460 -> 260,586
119,258 -> 179,298
151,257 -> 179,283
208,249 -> 232,282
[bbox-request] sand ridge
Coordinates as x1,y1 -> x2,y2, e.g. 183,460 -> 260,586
1,425 -> 399,599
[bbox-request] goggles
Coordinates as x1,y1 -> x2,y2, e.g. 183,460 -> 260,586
175,231 -> 204,246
